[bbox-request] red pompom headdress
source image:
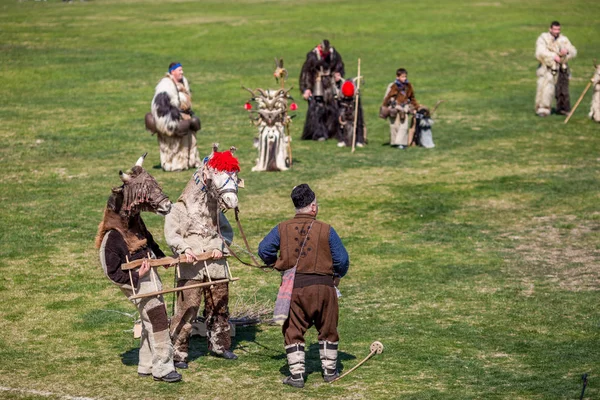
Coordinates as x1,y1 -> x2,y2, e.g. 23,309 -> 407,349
206,151 -> 241,173
341,81 -> 355,98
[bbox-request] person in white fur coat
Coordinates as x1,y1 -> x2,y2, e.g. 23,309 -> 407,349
535,21 -> 577,117
145,62 -> 201,171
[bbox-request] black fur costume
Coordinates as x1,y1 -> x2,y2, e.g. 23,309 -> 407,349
555,68 -> 571,115
299,41 -> 345,141
337,84 -> 365,146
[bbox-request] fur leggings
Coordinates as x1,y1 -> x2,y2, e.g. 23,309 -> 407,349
170,278 -> 231,362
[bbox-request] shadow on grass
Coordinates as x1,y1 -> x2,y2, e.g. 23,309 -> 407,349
121,323 -> 263,366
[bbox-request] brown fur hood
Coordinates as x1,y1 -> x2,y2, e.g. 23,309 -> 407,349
95,208 -> 148,253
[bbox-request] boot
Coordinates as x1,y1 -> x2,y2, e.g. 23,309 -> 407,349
283,343 -> 305,388
319,340 -> 339,382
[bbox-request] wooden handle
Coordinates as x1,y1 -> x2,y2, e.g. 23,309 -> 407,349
128,277 -> 240,300
351,58 -> 361,153
121,253 -> 228,270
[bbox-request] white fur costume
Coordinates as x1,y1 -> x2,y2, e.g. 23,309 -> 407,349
151,74 -> 200,171
535,32 -> 577,116
589,65 -> 600,123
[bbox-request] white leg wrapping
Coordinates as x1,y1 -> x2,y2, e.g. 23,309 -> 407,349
285,343 -> 305,379
319,340 -> 339,376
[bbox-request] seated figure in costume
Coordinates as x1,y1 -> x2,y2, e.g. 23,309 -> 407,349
300,40 -> 345,141
96,154 -> 181,383
535,21 -> 577,117
258,184 -> 350,388
145,62 -> 202,171
381,68 -> 419,149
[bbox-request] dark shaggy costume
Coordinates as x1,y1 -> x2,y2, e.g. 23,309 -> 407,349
300,43 -> 345,141
337,79 -> 365,146
555,68 -> 571,114
414,108 -> 435,148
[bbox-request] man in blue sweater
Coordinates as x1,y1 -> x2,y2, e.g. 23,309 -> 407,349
258,184 -> 349,388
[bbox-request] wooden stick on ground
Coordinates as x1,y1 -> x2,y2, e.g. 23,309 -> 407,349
128,277 -> 240,300
351,58 -> 361,153
564,80 -> 593,124
330,341 -> 384,383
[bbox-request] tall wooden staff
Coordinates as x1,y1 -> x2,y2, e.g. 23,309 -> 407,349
276,58 -> 294,166
351,58 -> 361,153
564,64 -> 597,124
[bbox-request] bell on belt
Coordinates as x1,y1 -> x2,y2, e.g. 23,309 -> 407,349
313,75 -> 324,102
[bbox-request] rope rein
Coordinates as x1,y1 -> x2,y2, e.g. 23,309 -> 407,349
202,169 -> 273,272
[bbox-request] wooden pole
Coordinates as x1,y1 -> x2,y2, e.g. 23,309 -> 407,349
128,278 -> 240,300
564,80 -> 593,124
351,58 -> 361,153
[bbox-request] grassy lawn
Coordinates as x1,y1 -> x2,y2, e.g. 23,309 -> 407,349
0,0 -> 598,399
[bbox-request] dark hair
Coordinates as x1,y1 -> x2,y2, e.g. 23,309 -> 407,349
396,68 -> 408,76
291,184 -> 316,209
168,62 -> 180,70
550,21 -> 560,28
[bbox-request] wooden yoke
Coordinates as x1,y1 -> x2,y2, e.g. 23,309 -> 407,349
128,277 -> 240,300
122,253 -> 237,301
120,252 -> 227,270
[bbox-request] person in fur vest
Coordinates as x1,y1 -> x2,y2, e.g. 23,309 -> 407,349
382,68 -> 420,149
535,21 -> 577,117
299,39 -> 345,141
145,62 -> 202,171
589,64 -> 600,123
258,184 -> 350,388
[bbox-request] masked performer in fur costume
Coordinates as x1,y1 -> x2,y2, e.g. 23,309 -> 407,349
258,184 -> 350,388
300,40 -> 345,141
382,68 -> 420,149
164,148 -> 241,368
145,62 -> 202,171
96,154 -> 181,383
336,79 -> 366,147
535,21 -> 577,117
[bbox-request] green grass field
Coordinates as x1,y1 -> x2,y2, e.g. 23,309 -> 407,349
1,0 -> 599,399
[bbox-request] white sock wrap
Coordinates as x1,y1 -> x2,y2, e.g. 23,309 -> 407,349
285,343 -> 306,379
319,340 -> 338,376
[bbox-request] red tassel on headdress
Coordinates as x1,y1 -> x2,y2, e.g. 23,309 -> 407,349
207,151 -> 241,173
342,81 -> 355,98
